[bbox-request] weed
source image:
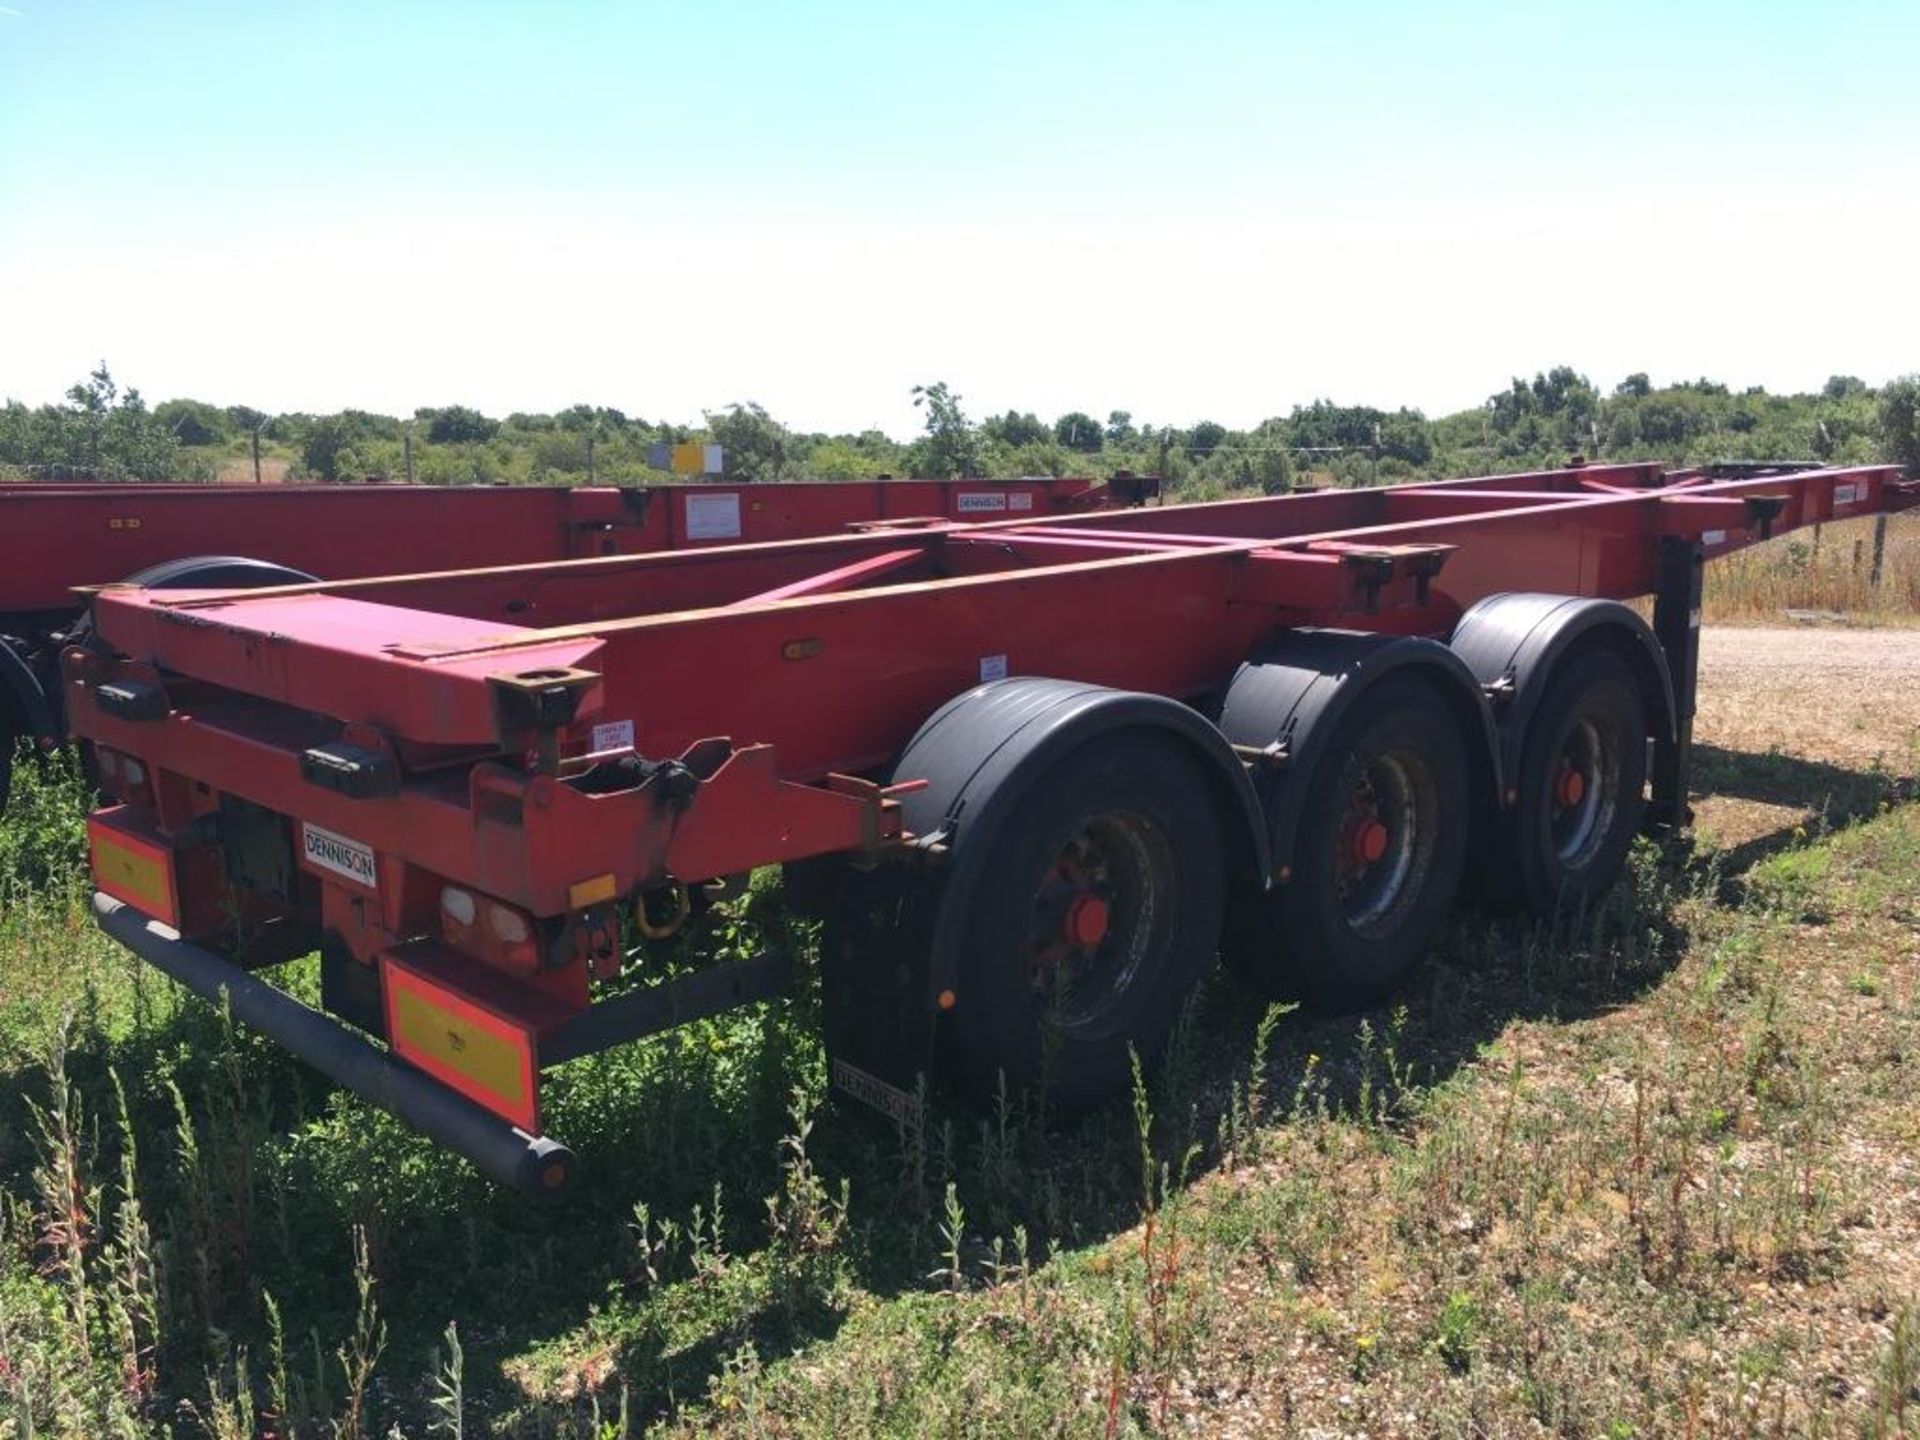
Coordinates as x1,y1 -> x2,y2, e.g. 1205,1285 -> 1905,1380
1431,1290 -> 1479,1374
334,1227 -> 385,1439
428,1321 -> 465,1439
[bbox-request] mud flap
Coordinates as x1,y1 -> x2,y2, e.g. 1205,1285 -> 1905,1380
819,863 -> 938,1134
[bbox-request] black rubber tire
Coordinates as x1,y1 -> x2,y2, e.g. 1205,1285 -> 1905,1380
1497,647 -> 1647,916
71,555 -> 318,652
946,733 -> 1225,1116
1230,676 -> 1471,1011
117,555 -> 320,591
65,555 -> 320,797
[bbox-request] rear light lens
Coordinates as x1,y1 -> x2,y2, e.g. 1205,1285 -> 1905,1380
436,885 -> 541,977
488,904 -> 531,945
440,887 -> 477,926
93,746 -> 152,804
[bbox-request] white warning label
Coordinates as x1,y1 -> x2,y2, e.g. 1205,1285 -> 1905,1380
592,719 -> 635,753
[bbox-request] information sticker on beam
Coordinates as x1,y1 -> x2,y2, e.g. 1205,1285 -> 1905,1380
684,492 -> 742,540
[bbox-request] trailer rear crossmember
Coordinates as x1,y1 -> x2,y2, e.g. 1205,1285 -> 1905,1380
68,462 -> 1916,1194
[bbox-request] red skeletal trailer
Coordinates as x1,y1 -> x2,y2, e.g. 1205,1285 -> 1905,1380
63,460 -> 1916,1194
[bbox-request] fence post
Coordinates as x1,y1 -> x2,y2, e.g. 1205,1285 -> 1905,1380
1870,512 -> 1888,589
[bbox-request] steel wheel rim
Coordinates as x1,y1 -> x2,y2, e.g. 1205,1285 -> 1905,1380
1027,809 -> 1172,1034
1550,715 -> 1620,868
1335,749 -> 1437,937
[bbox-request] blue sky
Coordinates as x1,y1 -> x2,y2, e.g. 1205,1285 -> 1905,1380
2,1 -> 1915,435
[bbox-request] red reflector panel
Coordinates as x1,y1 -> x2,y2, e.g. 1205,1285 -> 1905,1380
381,947 -> 551,1133
88,808 -> 180,928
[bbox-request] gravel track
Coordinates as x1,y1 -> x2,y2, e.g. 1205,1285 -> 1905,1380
1700,623 -> 1920,680
1692,626 -> 1920,844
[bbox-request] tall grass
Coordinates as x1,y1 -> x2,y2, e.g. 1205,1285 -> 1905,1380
1706,512 -> 1920,622
2,720 -> 1916,1433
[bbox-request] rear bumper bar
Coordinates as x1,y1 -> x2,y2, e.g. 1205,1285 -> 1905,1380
93,893 -> 576,1199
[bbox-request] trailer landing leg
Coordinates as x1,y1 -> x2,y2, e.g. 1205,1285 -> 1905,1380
1649,537 -> 1703,832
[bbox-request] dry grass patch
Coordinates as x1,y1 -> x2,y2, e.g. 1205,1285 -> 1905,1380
677,809 -> 1920,1438
1705,512 -> 1920,627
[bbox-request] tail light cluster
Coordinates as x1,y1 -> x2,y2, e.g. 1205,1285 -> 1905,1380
93,745 -> 154,807
439,885 -> 543,977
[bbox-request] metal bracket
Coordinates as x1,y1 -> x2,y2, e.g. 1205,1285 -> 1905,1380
489,665 -> 600,773
1231,738 -> 1291,771
1742,494 -> 1787,540
95,678 -> 169,722
301,740 -> 400,799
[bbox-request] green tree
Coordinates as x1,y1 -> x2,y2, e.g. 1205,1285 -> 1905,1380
982,410 -> 1049,447
1054,411 -> 1103,452
704,401 -> 792,482
1239,418 -> 1293,493
1186,420 -> 1226,458
1615,372 -> 1652,398
909,382 -> 984,478
154,398 -> 229,446
558,404 -> 630,433
300,410 -> 390,481
226,404 -> 269,436
53,364 -> 178,479
419,405 -> 498,445
807,437 -> 895,478
1287,400 -> 1432,466
1879,375 -> 1920,473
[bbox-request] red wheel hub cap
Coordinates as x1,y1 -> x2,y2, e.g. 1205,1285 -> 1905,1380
1353,818 -> 1390,866
1064,893 -> 1110,948
1555,766 -> 1586,808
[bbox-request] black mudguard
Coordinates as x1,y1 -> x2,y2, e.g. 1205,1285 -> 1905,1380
1449,593 -> 1675,784
896,677 -> 1270,1003
1216,629 -> 1503,877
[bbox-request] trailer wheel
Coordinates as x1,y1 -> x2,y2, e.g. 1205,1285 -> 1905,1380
1232,676 -> 1470,1009
71,554 -> 319,652
1497,647 -> 1647,915
63,555 -> 321,793
948,733 -> 1224,1114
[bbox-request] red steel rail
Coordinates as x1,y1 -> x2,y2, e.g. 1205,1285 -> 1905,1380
0,474 -> 1142,813
66,461 -> 1916,1193
0,475 -> 1126,615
